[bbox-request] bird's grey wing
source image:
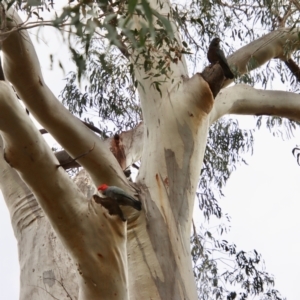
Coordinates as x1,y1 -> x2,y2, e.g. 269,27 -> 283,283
217,49 -> 229,67
217,49 -> 234,79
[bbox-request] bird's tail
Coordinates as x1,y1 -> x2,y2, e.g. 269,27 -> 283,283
219,61 -> 234,79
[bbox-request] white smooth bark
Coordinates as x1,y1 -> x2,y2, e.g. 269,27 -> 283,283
128,74 -> 212,300
0,82 -> 129,299
211,84 -> 300,124
126,0 -> 214,297
2,8 -> 130,193
0,137 -> 79,300
224,28 -> 300,87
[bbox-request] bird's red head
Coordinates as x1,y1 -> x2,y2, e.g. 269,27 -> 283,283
98,184 -> 108,191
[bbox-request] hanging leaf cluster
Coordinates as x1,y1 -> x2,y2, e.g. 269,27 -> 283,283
60,42 -> 141,134
191,226 -> 287,300
198,118 -> 254,220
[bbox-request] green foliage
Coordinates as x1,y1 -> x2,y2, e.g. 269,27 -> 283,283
6,0 -> 181,90
256,116 -> 300,140
171,0 -> 300,92
198,119 -> 253,220
60,42 -> 141,134
192,225 -> 287,300
7,0 -> 300,92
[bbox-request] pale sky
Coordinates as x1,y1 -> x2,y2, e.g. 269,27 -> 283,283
218,118 -> 300,299
1,9 -> 300,300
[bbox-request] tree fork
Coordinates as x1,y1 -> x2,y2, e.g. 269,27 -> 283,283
0,82 -> 129,299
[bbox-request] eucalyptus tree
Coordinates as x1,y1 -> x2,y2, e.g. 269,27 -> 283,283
0,0 -> 297,299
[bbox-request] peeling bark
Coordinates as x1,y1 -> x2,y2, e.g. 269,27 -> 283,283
55,122 -> 144,170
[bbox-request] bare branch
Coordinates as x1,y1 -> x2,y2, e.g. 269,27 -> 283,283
54,150 -> 81,169
210,84 -> 300,124
224,28 -> 300,87
56,143 -> 95,168
0,82 -> 87,233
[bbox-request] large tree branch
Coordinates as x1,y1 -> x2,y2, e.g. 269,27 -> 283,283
0,134 -> 42,235
223,28 -> 300,87
210,84 -> 300,124
0,82 -> 128,299
1,8 -> 133,193
0,138 -> 79,299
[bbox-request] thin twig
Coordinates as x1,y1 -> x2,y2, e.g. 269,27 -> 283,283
28,284 -> 60,300
56,143 -> 95,168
